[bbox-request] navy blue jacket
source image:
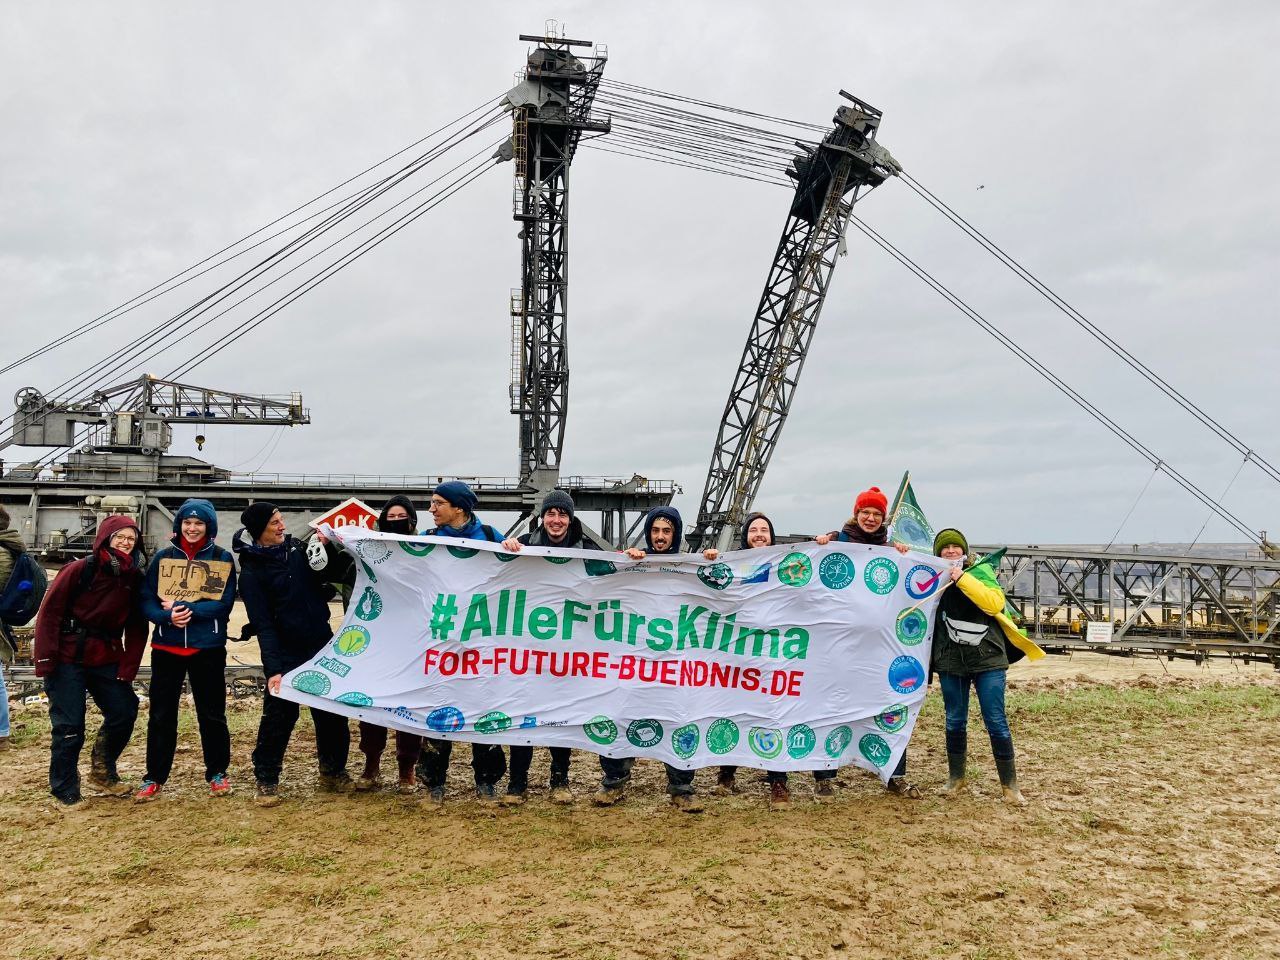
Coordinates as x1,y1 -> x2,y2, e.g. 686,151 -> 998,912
140,499 -> 236,650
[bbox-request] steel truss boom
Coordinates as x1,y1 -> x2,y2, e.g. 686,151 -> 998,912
691,93 -> 901,551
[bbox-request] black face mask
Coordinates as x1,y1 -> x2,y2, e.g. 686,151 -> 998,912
381,518 -> 415,535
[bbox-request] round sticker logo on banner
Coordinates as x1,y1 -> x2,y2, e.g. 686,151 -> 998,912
818,553 -> 856,590
335,691 -> 373,707
474,711 -> 512,734
627,719 -> 663,748
353,587 -> 382,622
426,706 -> 466,732
355,539 -> 393,565
896,609 -> 928,645
859,733 -> 893,768
706,718 -> 740,754
672,723 -> 700,759
291,670 -> 331,697
697,562 -> 735,591
495,550 -> 518,563
398,540 -> 434,557
543,554 -> 573,565
874,704 -> 910,733
778,552 -> 813,587
824,725 -> 853,758
584,716 -> 618,745
888,655 -> 926,694
333,625 -> 372,657
446,545 -> 480,558
748,727 -> 784,759
863,557 -> 900,595
904,563 -> 941,600
583,558 -> 618,578
786,724 -> 817,759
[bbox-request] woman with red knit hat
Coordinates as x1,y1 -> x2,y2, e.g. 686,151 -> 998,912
816,486 -> 922,799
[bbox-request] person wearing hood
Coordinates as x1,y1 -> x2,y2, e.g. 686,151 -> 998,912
235,502 -> 352,806
592,505 -> 709,813
415,480 -> 508,803
499,489 -> 603,805
815,486 -> 922,800
353,496 -> 425,794
135,499 -> 237,802
34,515 -> 148,806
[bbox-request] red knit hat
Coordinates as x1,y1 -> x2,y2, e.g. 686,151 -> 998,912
853,486 -> 888,516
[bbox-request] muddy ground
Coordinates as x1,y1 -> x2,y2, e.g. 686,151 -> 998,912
1,657 -> 1277,960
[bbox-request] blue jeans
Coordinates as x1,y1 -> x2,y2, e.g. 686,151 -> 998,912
938,669 -> 1011,740
0,659 -> 10,738
44,662 -> 140,803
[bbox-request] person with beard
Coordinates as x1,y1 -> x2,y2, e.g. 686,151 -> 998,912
34,516 -> 148,807
592,505 -> 710,813
351,495 -> 425,794
135,499 -> 236,802
498,489 -> 604,805
816,486 -> 921,799
235,502 -> 352,806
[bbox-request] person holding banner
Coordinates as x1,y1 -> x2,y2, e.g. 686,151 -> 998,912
593,505 -> 706,813
816,486 -> 922,799
135,499 -> 237,802
415,481 -> 508,803
236,503 -> 353,806
931,528 -> 1026,805
352,496 -> 425,794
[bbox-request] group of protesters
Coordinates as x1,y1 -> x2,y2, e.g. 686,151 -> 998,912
23,480 -> 1027,812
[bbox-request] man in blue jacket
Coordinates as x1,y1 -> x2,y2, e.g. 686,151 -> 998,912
136,499 -> 236,801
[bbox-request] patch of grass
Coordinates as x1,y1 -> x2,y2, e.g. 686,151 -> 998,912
225,914 -> 260,930
271,852 -> 338,876
110,849 -> 149,880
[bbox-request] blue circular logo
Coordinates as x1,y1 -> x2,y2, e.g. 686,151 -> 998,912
426,706 -> 465,732
905,564 -> 942,601
888,655 -> 926,694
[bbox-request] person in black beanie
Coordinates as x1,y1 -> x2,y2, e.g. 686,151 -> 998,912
233,502 -> 352,806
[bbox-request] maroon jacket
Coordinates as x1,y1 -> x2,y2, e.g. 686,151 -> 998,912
33,515 -> 148,681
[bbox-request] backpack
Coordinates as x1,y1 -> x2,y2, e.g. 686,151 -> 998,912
0,541 -> 47,627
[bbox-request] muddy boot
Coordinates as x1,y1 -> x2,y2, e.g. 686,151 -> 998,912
670,793 -> 704,814
713,767 -> 738,797
88,739 -> 128,797
591,784 -> 626,807
886,777 -> 924,799
992,737 -> 1026,806
354,755 -> 381,792
768,780 -> 792,810
943,729 -> 968,796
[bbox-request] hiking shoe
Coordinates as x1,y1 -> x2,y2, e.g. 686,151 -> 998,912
88,771 -> 130,797
427,786 -> 445,805
501,789 -> 527,807
317,772 -> 354,794
353,774 -> 379,793
254,783 -> 282,808
134,780 -> 162,803
591,785 -> 626,807
670,794 -> 704,814
549,785 -> 575,805
475,782 -> 499,802
209,774 -> 232,797
886,777 -> 924,800
52,795 -> 86,813
814,779 -> 837,800
713,773 -> 738,797
395,779 -> 418,795
769,781 -> 792,810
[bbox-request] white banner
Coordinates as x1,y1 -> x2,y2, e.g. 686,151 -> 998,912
279,527 -> 949,782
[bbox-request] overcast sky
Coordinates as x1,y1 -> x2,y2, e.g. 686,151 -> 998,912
2,1 -> 1277,545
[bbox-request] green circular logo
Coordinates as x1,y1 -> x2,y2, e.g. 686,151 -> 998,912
353,587 -> 382,622
864,557 -> 900,595
291,670 -> 331,696
335,691 -> 373,707
824,725 -> 853,758
544,554 -> 573,565
495,550 -> 518,563
818,553 -> 856,589
447,545 -> 479,558
333,625 -> 372,657
748,727 -> 784,759
706,718 -> 740,755
672,723 -> 700,759
474,710 -> 512,734
626,719 -> 663,748
778,552 -> 813,587
583,558 -> 618,577
786,724 -> 816,759
584,716 -> 618,745
859,733 -> 893,768
697,562 -> 734,591
874,704 -> 910,733
398,540 -> 434,557
896,609 -> 928,645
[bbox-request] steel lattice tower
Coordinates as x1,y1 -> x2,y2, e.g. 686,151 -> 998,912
690,93 -> 901,551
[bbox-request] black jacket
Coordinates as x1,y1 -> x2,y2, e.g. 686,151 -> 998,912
518,517 -> 604,551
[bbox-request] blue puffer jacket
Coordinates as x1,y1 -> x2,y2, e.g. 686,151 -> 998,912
140,499 -> 237,650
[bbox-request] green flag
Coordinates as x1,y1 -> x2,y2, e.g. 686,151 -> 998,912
963,547 -> 1044,662
887,472 -> 936,552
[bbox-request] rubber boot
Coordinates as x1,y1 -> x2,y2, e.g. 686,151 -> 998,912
991,736 -> 1026,806
943,729 -> 967,795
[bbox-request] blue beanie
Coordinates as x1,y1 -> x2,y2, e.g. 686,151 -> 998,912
434,480 -> 478,515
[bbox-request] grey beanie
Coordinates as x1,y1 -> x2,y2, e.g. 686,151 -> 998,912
540,489 -> 576,519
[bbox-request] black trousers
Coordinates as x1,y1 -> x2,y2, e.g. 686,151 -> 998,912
44,662 -> 139,803
508,745 -> 571,790
415,737 -> 506,789
143,647 -> 231,784
251,687 -> 350,786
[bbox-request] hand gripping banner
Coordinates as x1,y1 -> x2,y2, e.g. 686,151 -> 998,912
279,527 -> 949,781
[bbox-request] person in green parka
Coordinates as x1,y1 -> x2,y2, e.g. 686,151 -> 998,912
931,528 -> 1026,805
